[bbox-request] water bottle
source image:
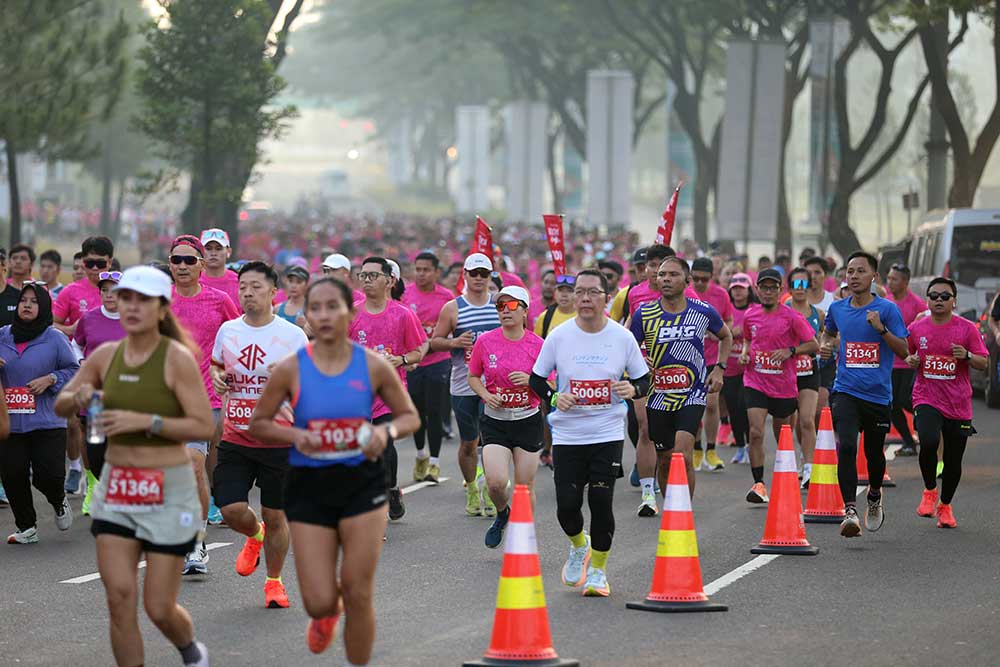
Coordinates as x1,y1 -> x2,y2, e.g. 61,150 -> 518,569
87,393 -> 106,445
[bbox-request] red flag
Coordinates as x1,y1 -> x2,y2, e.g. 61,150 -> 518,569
543,214 -> 567,277
455,216 -> 494,294
656,182 -> 683,247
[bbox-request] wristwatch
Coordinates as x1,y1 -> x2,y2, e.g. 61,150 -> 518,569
148,414 -> 164,437
550,392 -> 560,408
788,347 -> 796,355
879,326 -> 889,336
48,373 -> 58,385
717,362 -> 727,371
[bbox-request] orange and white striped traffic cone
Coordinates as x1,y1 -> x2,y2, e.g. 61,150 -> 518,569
856,433 -> 895,487
751,425 -> 819,555
626,452 -> 727,613
464,484 -> 578,667
804,408 -> 844,523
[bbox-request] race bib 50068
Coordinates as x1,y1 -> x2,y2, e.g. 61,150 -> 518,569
569,379 -> 612,408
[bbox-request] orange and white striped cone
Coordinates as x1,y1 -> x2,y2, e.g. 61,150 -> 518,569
626,452 -> 727,613
464,484 -> 578,667
856,433 -> 895,487
804,408 -> 844,523
751,425 -> 819,555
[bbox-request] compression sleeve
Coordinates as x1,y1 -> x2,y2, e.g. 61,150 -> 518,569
529,372 -> 555,405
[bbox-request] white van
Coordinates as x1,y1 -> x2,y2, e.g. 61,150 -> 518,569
907,208 -> 1000,317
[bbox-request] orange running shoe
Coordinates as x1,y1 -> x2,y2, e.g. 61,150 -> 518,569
936,503 -> 957,529
236,522 -> 266,577
307,615 -> 339,654
916,489 -> 938,517
264,579 -> 290,609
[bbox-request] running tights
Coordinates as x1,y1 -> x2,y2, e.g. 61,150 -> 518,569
721,375 -> 749,447
0,429 -> 67,531
916,407 -> 969,505
832,394 -> 887,505
374,415 -> 398,489
407,363 -> 447,458
555,483 -> 615,552
626,398 -> 639,448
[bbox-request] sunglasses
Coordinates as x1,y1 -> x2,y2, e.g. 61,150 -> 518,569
84,259 -> 109,269
98,271 -> 123,283
466,268 -> 491,279
201,230 -> 227,242
891,263 -> 909,272
927,291 -> 954,301
791,279 -> 809,289
358,271 -> 388,282
495,300 -> 523,312
556,275 -> 576,286
757,283 -> 781,292
169,255 -> 200,266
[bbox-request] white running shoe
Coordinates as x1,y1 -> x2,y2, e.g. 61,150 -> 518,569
183,542 -> 210,575
582,567 -> 610,597
183,640 -> 210,666
560,536 -> 591,587
865,493 -> 885,532
54,497 -> 73,531
636,491 -> 658,517
7,526 -> 39,544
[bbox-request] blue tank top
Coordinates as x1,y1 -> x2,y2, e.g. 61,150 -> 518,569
805,305 -> 821,334
289,343 -> 373,468
450,295 -> 500,395
275,300 -> 301,325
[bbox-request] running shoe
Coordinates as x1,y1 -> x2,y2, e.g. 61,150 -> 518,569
465,485 -> 481,516
485,507 -> 510,549
7,526 -> 38,544
746,482 -> 769,504
81,471 -> 97,516
236,524 -> 266,576
54,497 -> 73,531
629,465 -> 640,487
936,460 -> 944,478
582,567 -> 610,597
840,506 -> 862,538
636,491 -> 658,517
865,492 -> 884,532
917,489 -> 938,517
561,536 -> 591,587
693,450 -> 705,471
717,422 -> 734,446
481,490 -> 496,518
800,465 -> 812,490
64,469 -> 82,495
705,450 -> 725,471
306,615 -> 340,654
388,487 -> 406,520
0,483 -> 7,505
183,542 -> 209,575
264,579 -> 290,608
896,446 -> 917,457
443,428 -> 455,441
539,450 -> 554,470
413,457 -> 430,482
182,640 -> 210,667
425,463 -> 441,484
207,499 -> 224,526
731,446 -> 748,464
936,503 -> 956,529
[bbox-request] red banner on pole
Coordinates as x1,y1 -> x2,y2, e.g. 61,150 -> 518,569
656,182 -> 683,247
455,216 -> 494,294
543,214 -> 567,277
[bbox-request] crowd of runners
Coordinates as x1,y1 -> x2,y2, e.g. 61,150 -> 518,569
0,227 -> 993,666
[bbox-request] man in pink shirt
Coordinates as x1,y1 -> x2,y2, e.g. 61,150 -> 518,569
401,252 -> 455,483
350,256 -> 428,521
199,228 -> 241,313
885,264 -> 927,456
740,268 -> 819,504
527,270 -> 557,330
169,234 -> 241,575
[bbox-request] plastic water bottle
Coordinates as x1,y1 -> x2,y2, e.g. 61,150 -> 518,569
87,393 -> 106,445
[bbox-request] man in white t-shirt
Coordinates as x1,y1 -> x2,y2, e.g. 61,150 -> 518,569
210,261 -> 308,610
530,269 -> 649,598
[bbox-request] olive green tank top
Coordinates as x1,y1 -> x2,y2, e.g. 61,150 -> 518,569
103,337 -> 183,447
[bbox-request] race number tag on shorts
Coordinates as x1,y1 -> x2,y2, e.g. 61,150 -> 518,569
569,379 -> 612,409
307,418 -> 366,460
653,366 -> 692,393
845,342 -> 880,368
923,354 -> 957,381
226,398 -> 256,430
498,387 -> 530,409
795,355 -> 814,377
104,467 -> 164,513
753,351 -> 783,375
4,388 -> 35,414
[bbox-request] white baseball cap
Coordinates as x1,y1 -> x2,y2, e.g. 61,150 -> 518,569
464,253 -> 493,272
323,253 -> 351,271
497,286 -> 530,307
114,266 -> 174,302
199,228 -> 230,248
387,259 -> 401,280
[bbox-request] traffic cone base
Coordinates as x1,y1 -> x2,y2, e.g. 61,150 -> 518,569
804,513 -> 844,524
751,543 -> 820,555
626,598 -> 727,613
464,658 -> 580,667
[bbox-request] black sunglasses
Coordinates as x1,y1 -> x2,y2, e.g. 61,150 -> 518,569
84,258 -> 109,269
466,268 -> 491,278
927,291 -> 954,301
169,255 -> 200,266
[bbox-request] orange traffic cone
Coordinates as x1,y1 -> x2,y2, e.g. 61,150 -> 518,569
464,484 -> 579,667
626,452 -> 727,613
804,408 -> 844,524
856,434 -> 895,487
751,425 -> 819,555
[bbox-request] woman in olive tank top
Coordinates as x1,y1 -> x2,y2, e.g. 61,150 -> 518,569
56,266 -> 216,667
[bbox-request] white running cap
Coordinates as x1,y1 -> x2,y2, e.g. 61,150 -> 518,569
323,253 -> 351,271
497,286 -> 530,307
114,266 -> 173,302
464,253 -> 493,272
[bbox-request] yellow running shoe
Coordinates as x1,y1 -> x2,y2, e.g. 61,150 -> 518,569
425,464 -> 440,484
693,450 -> 705,471
465,485 -> 481,516
413,457 -> 429,482
705,450 -> 725,471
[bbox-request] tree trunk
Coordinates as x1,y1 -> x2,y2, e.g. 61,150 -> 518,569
776,171 -> 792,253
692,164 -> 711,251
180,169 -> 202,235
6,140 -> 22,247
948,165 -> 977,207
547,125 -> 563,213
826,189 -> 862,258
100,142 -> 113,238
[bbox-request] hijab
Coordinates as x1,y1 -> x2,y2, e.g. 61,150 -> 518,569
12,283 -> 53,343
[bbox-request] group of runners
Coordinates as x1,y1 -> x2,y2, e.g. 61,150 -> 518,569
0,227 -> 992,666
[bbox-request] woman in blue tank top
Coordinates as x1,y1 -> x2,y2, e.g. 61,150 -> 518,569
249,277 -> 419,664
787,267 -> 825,488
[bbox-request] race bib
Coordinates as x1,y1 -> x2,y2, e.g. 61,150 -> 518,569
653,366 -> 692,393
308,418 -> 368,460
463,332 -> 479,364
795,355 -> 814,377
753,351 -> 783,375
569,379 -> 612,409
922,354 -> 957,381
498,387 -> 531,409
104,467 -> 164,513
4,388 -> 35,414
375,344 -> 394,358
422,322 -> 435,336
226,398 -> 256,430
845,342 -> 880,368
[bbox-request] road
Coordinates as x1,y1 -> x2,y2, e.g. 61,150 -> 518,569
2,399 -> 998,666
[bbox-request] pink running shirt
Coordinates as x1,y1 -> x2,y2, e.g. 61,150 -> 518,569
627,280 -> 660,317
53,279 -> 101,326
686,282 -> 734,365
468,328 -> 544,418
171,285 -> 241,409
725,306 -> 749,377
742,304 -> 817,399
402,284 -> 454,366
908,316 -> 988,420
200,271 -> 242,314
886,289 -> 928,369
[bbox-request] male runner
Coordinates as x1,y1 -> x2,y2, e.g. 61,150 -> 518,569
598,259 -> 624,307
39,250 -> 64,297
534,275 -> 576,338
527,270 -> 557,329
884,263 -> 926,456
211,261 -> 308,608
803,256 -> 836,312
199,228 -> 241,312
529,269 -> 649,597
322,253 -> 364,302
8,244 -> 34,290
820,251 -> 909,538
632,257 -> 731,511
740,268 -> 818,503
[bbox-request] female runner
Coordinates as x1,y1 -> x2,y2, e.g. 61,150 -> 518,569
786,266 -> 824,487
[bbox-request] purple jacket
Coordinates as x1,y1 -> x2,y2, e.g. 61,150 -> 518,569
0,326 -> 80,433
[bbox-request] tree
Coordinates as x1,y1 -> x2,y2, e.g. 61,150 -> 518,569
0,0 -> 127,245
135,0 -> 302,244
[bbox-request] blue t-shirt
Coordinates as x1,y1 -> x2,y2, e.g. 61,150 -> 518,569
824,296 -> 908,405
629,298 -> 724,411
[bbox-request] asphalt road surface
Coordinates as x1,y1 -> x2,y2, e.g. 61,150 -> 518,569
2,399 -> 998,666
